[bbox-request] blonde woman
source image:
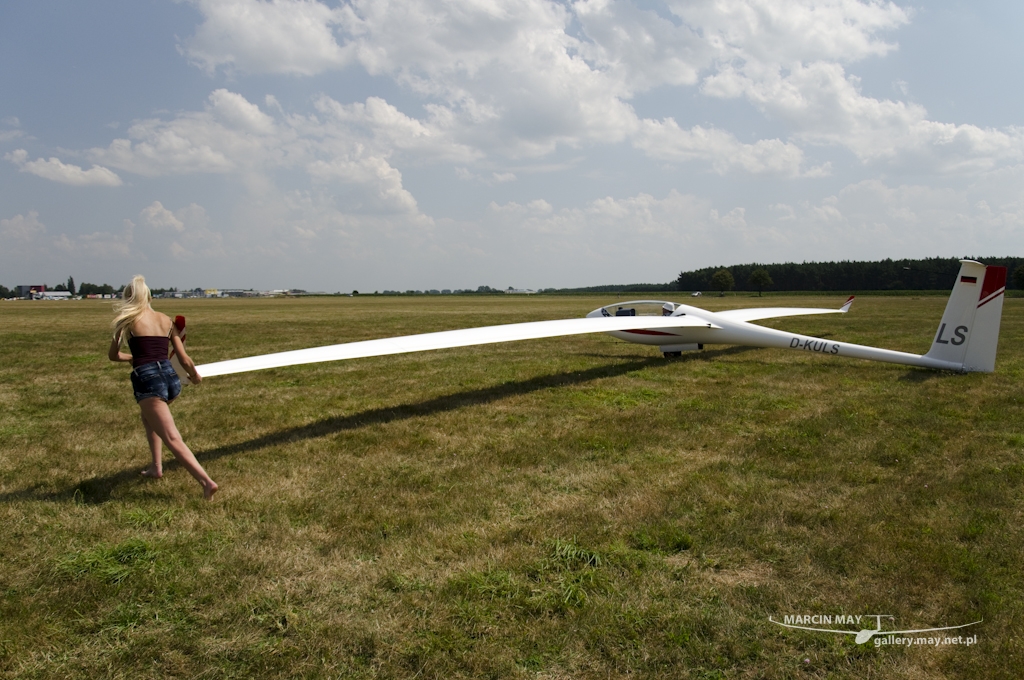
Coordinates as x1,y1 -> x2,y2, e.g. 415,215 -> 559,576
108,275 -> 218,500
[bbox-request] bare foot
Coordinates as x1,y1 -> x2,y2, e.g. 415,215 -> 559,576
203,480 -> 219,501
141,467 -> 163,479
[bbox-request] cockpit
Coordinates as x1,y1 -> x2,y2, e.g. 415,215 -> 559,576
586,300 -> 683,319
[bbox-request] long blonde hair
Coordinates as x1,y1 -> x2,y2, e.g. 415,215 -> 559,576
112,275 -> 152,341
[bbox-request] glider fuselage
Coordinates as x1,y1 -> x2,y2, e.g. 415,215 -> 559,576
602,304 -> 960,371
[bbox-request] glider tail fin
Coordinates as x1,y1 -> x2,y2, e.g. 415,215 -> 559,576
924,261 -> 1006,372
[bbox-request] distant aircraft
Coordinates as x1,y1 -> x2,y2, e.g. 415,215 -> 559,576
195,260 -> 1006,379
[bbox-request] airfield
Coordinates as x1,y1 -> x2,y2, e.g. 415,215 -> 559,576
1,293 -> 1022,678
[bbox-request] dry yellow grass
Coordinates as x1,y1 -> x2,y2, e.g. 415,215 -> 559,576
1,293 -> 1022,678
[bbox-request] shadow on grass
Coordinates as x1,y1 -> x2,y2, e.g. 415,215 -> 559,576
579,345 -> 758,360
898,367 -> 961,383
2,348 -> 750,505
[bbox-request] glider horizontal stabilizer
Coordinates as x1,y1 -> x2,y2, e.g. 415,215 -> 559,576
196,315 -> 719,378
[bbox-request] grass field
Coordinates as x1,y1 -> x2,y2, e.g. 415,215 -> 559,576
1,294 -> 1022,678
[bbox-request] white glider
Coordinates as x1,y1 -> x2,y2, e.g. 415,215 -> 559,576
196,260 -> 1006,378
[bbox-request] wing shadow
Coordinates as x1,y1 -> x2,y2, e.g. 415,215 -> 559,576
0,344 -> 795,505
3,353 -> 680,505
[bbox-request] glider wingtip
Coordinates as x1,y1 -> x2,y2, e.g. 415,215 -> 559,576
840,295 -> 855,313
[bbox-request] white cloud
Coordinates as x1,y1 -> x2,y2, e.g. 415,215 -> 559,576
475,189 -> 804,284
88,89 -> 273,176
483,176 -> 1024,282
0,211 -> 135,266
453,168 -> 518,184
704,61 -> 1024,171
209,89 -> 276,133
86,83 -> 812,183
63,1 -> 971,188
88,90 -> 445,214
0,211 -> 46,242
307,156 -> 419,214
305,95 -> 477,162
53,221 -> 135,259
491,190 -> 718,247
751,176 -> 1024,262
573,0 -> 707,92
2,201 -> 220,269
673,0 -> 909,66
6,149 -> 122,186
140,201 -> 186,232
710,206 -> 747,230
15,0 -> 1024,291
183,0 -> 350,75
175,0 -> 1010,176
0,116 -> 22,142
178,1 -> 649,158
635,119 -> 825,176
138,201 -> 223,258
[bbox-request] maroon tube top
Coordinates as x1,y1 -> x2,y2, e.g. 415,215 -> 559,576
129,335 -> 170,368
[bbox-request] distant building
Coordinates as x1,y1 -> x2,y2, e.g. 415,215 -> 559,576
504,287 -> 537,294
40,291 -> 72,300
16,285 -> 45,299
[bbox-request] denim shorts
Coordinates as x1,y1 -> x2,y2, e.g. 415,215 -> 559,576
130,359 -> 182,404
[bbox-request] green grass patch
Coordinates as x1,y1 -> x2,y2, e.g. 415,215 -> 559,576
1,294 -> 1022,677
55,539 -> 159,584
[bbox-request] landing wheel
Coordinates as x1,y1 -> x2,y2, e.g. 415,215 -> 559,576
663,351 -> 683,358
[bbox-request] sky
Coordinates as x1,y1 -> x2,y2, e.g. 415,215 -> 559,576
2,0 -> 1023,292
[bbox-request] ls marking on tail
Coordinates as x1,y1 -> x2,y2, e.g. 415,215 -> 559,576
934,323 -> 968,346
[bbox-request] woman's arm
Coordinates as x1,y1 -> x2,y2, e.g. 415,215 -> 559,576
170,329 -> 202,383
108,332 -> 132,363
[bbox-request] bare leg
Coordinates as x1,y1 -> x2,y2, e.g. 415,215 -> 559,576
139,398 -> 218,500
141,414 -> 163,478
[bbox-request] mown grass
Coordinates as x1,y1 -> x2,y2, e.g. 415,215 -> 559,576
1,294 -> 1022,678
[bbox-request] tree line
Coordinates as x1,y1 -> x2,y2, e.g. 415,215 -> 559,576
0,276 -> 179,298
676,257 -> 1024,293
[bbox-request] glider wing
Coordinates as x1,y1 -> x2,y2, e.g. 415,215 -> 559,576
196,315 -> 719,378
714,296 -> 854,323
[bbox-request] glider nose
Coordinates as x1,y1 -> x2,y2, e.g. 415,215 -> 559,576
855,630 -> 876,644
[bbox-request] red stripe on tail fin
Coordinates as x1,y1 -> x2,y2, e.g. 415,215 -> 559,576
978,267 -> 1006,308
